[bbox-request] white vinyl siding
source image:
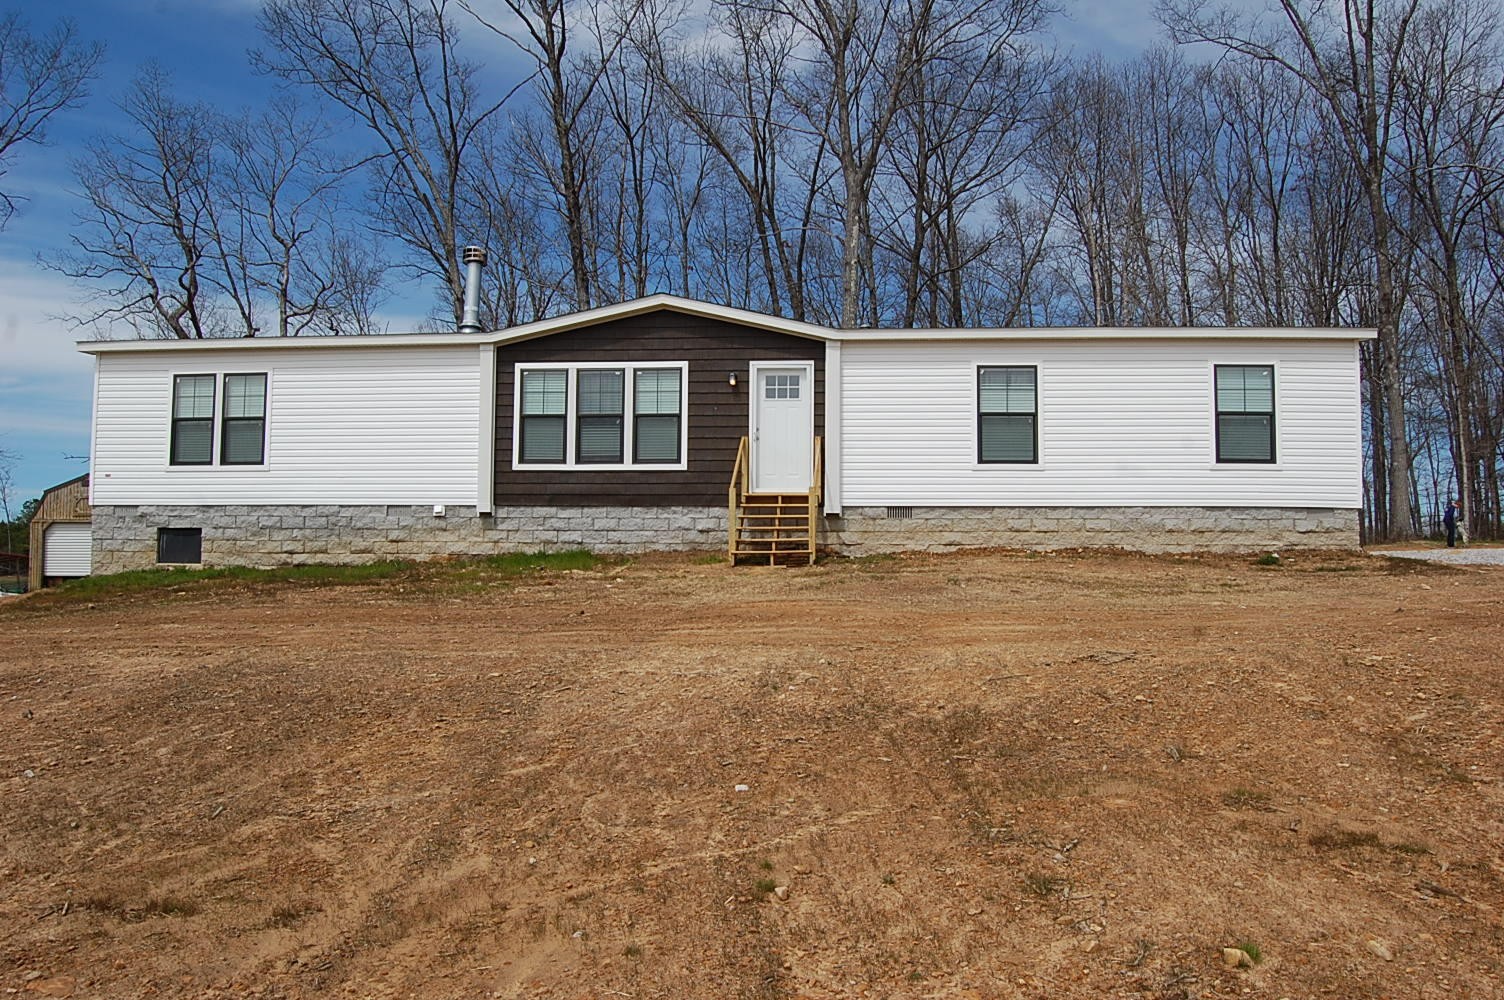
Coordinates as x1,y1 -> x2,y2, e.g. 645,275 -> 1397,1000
43,522 -> 92,576
839,339 -> 1362,507
92,346 -> 481,505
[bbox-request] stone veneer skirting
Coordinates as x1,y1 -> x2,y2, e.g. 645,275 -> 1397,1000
823,506 -> 1360,554
89,504 -> 728,575
90,502 -> 1360,574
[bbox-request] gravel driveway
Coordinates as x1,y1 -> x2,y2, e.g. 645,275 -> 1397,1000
1371,546 -> 1504,565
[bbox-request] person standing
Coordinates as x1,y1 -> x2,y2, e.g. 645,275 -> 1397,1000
1444,498 -> 1460,548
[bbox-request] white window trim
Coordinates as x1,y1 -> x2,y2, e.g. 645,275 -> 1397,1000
970,359 -> 1046,471
1208,361 -> 1282,470
511,360 -> 689,471
163,370 -> 272,472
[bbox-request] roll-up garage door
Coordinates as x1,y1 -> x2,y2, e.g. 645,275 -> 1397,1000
43,522 -> 92,577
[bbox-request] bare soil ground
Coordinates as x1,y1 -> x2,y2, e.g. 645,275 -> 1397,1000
2,549 -> 1503,1000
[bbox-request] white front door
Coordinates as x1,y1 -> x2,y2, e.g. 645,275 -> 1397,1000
751,363 -> 814,493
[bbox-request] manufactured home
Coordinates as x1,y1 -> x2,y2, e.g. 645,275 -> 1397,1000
81,293 -> 1371,572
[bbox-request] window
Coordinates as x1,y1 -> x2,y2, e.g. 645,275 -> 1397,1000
222,374 -> 267,464
170,372 -> 268,466
519,369 -> 567,462
1215,365 -> 1275,463
157,527 -> 202,564
764,373 -> 800,399
634,368 -> 682,463
577,369 -> 624,463
977,366 -> 1037,463
515,362 -> 686,468
171,375 -> 216,465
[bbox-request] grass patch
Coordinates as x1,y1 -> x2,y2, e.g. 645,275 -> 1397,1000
1023,872 -> 1065,898
1389,840 -> 1432,856
1221,786 -> 1273,811
1253,552 -> 1282,567
266,902 -> 318,928
33,550 -> 608,604
1308,827 -> 1430,856
80,892 -> 201,921
1308,828 -> 1383,851
1236,940 -> 1263,964
753,878 -> 778,895
48,560 -> 417,600
467,550 -> 600,574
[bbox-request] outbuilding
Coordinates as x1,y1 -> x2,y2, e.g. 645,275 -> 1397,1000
28,474 -> 92,590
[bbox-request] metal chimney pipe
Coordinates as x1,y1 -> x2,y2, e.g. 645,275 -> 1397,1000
459,245 -> 487,333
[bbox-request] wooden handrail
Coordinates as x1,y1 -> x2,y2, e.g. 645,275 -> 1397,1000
808,436 -> 822,564
728,435 -> 749,563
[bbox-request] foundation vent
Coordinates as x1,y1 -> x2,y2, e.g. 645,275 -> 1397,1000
885,506 -> 914,519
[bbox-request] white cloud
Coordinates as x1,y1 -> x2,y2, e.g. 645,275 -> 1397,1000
0,257 -> 96,502
0,262 -> 98,378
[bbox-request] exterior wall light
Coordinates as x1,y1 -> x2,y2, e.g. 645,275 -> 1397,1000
728,371 -> 738,388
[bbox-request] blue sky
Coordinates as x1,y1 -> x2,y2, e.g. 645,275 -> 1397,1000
0,0 -> 1183,506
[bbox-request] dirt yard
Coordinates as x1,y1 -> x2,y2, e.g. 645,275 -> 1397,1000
2,549 -> 1502,1000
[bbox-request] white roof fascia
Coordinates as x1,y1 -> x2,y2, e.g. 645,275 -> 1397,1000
483,294 -> 835,346
77,294 -> 1376,354
78,331 -> 485,354
77,294 -> 835,355
826,326 -> 1378,342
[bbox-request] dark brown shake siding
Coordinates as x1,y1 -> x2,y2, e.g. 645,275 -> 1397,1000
494,311 -> 824,506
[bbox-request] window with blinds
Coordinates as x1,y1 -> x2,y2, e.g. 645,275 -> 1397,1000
515,363 -> 686,468
577,369 -> 625,463
520,369 -> 568,462
634,368 -> 681,463
171,372 -> 269,467
222,374 -> 267,465
1215,365 -> 1275,463
977,366 -> 1037,464
171,374 -> 216,465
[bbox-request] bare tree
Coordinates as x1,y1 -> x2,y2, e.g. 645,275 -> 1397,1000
0,447 -> 16,559
1391,0 -> 1504,538
874,0 -> 1055,326
1161,0 -> 1423,539
258,0 -> 519,325
51,68 -> 226,339
221,98 -> 388,335
1030,60 -> 1132,325
49,69 -> 383,339
0,14 -> 103,228
755,0 -> 923,328
463,0 -> 642,310
642,0 -> 821,319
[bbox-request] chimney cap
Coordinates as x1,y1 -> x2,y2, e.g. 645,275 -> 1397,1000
462,245 -> 487,265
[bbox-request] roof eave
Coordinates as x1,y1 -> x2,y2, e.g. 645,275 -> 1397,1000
77,296 -> 1378,354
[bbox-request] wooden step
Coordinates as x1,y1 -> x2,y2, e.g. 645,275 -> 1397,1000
730,489 -> 815,566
